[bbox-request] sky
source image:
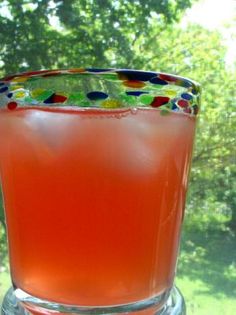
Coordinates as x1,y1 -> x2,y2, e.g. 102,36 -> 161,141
182,0 -> 236,65
183,0 -> 236,29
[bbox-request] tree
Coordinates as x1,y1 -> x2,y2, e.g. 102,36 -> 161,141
145,23 -> 236,227
0,0 -> 195,75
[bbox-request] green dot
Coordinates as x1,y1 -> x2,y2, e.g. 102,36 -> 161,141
120,94 -> 136,105
102,74 -> 120,81
24,96 -> 35,103
151,84 -> 165,90
140,94 -> 154,105
36,90 -> 53,101
68,92 -> 86,105
79,99 -> 91,107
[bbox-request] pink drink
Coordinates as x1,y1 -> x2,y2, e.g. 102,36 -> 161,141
0,106 -> 196,306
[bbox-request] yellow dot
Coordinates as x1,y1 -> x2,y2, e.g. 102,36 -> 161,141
163,89 -> 178,97
123,80 -> 145,88
31,88 -> 45,98
11,76 -> 28,83
14,91 -> 26,98
101,99 -> 122,108
10,85 -> 23,91
68,68 -> 86,73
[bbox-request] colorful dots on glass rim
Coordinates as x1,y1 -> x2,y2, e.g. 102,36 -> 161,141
10,85 -> 24,91
151,96 -> 170,108
101,99 -> 122,108
7,101 -> 18,110
0,68 -> 200,115
150,77 -> 168,85
123,80 -> 146,88
11,76 -> 29,83
177,99 -> 189,108
86,68 -> 112,73
87,91 -> 108,101
192,104 -> 199,115
126,91 -> 148,96
0,86 -> 8,93
44,93 -> 67,104
120,94 -> 136,105
183,107 -> 193,114
68,92 -> 85,104
159,74 -> 178,82
36,90 -> 54,102
68,68 -> 86,73
140,94 -> 154,105
117,70 -> 156,82
14,91 -> 27,99
181,93 -> 193,100
42,72 -> 61,77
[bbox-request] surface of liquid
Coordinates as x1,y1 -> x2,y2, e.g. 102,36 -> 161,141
0,107 -> 196,306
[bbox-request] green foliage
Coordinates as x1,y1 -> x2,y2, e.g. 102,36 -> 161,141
178,212 -> 236,300
0,0 -> 195,74
147,23 -> 236,227
0,221 -> 7,264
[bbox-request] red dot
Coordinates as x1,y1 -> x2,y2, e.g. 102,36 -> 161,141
43,73 -> 61,78
151,96 -> 170,107
53,94 -> 67,103
177,99 -> 189,108
159,74 -> 177,82
22,70 -> 51,76
7,102 -> 18,110
184,107 -> 192,114
193,105 -> 199,115
4,75 -> 16,81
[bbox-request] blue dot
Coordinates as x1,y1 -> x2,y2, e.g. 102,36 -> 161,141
172,104 -> 178,111
171,98 -> 178,106
7,93 -> 13,98
0,86 -> 8,93
191,89 -> 198,95
86,68 -> 112,72
178,80 -> 192,88
181,93 -> 193,100
149,77 -> 168,85
44,93 -> 56,104
126,91 -> 148,96
87,91 -> 108,100
117,70 -> 157,82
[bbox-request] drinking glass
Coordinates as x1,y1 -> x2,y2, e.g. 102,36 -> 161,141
0,69 -> 200,315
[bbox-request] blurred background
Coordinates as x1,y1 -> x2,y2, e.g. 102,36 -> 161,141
0,0 -> 236,314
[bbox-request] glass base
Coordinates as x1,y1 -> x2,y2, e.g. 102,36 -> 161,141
1,286 -> 185,315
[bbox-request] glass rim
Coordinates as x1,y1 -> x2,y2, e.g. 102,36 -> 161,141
0,68 -> 201,115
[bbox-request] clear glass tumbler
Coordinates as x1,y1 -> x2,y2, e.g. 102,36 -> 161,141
0,69 -> 200,315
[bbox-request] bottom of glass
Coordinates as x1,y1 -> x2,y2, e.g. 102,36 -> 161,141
1,286 -> 185,315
